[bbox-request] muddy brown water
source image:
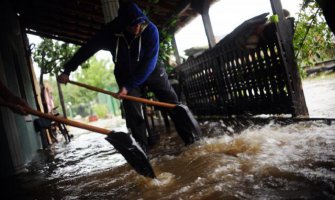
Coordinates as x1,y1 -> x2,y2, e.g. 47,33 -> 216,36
6,78 -> 335,200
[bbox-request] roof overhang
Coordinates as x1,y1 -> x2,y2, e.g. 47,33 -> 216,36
11,0 -> 215,45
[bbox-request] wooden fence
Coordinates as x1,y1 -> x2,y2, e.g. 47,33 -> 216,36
176,22 -> 308,117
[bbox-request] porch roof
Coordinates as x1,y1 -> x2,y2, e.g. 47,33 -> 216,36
11,0 -> 216,45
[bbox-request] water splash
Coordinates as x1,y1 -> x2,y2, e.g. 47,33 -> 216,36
147,172 -> 175,187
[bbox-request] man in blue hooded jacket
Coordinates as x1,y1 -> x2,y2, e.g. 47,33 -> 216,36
58,1 -> 195,151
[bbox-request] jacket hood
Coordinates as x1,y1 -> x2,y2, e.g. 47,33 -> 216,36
117,2 -> 148,27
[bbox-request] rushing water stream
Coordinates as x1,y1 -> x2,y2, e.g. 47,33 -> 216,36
9,77 -> 335,200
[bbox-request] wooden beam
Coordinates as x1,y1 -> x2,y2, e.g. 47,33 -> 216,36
19,5 -> 104,25
191,0 -> 209,14
270,0 -> 309,116
163,0 -> 192,28
173,0 -> 193,16
25,26 -> 90,45
172,36 -> 182,65
24,21 -> 93,40
201,12 -> 216,48
22,0 -> 104,23
191,0 -> 215,48
21,16 -> 100,36
26,30 -> 85,45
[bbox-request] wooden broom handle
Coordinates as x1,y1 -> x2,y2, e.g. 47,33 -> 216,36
68,80 -> 176,109
0,102 -> 111,135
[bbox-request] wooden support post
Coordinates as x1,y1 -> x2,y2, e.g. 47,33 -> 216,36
172,35 -> 182,65
22,33 -> 43,112
270,0 -> 309,117
202,13 -> 216,48
57,79 -> 67,118
191,0 -> 216,48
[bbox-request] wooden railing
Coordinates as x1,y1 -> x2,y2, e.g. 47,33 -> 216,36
176,22 -> 307,117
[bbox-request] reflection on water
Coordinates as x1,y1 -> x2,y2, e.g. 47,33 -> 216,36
9,77 -> 335,199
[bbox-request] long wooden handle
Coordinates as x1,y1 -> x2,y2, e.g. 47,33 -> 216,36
68,80 -> 176,109
0,102 -> 111,135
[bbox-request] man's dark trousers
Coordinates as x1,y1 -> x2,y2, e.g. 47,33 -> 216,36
121,64 -> 185,150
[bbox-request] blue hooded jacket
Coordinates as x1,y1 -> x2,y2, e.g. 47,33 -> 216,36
63,2 -> 159,91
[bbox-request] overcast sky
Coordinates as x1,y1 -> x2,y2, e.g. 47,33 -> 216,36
175,0 -> 303,57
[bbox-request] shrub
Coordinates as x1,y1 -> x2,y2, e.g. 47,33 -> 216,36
93,104 -> 108,118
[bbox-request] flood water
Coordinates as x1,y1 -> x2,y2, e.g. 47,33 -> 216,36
8,77 -> 335,200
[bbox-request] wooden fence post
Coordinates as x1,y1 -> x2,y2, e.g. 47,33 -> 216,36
270,0 -> 309,116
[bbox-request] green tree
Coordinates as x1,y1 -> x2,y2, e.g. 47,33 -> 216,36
32,38 -> 117,117
93,104 -> 108,118
71,57 -> 116,105
48,78 -> 84,108
32,38 -> 83,113
32,38 -> 82,79
158,16 -> 178,74
293,0 -> 335,74
49,57 -> 116,116
75,57 -> 116,89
